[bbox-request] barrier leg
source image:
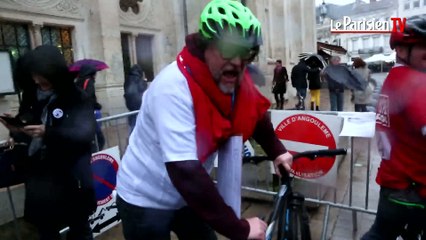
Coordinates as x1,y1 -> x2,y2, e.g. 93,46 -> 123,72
349,137 -> 358,232
321,204 -> 330,240
365,139 -> 371,210
6,187 -> 22,240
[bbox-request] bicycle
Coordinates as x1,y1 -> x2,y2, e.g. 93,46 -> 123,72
243,148 -> 347,240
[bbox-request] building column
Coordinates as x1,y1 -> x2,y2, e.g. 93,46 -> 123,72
130,33 -> 138,65
89,0 -> 125,115
31,23 -> 43,47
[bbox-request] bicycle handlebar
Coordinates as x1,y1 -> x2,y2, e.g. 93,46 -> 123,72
244,148 -> 347,191
242,148 -> 347,165
293,148 -> 347,160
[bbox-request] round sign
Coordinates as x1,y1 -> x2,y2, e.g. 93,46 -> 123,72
91,153 -> 119,205
275,114 -> 337,179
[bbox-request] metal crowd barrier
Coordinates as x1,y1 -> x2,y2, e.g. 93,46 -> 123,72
1,110 -> 378,240
96,110 -> 378,239
94,110 -> 139,154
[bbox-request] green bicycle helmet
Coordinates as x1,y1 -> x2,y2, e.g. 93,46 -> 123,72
199,0 -> 263,48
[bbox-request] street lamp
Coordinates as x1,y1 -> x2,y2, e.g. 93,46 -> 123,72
320,0 -> 328,24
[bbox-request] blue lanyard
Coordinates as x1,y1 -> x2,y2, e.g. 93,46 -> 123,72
231,91 -> 236,112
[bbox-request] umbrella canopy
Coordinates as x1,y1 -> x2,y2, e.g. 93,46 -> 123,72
323,65 -> 366,91
69,59 -> 109,72
298,52 -> 328,69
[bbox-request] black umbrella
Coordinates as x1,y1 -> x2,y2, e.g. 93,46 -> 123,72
323,64 -> 367,91
298,52 -> 328,69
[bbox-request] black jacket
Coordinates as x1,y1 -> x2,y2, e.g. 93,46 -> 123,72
124,64 -> 147,111
13,46 -> 97,224
291,61 -> 309,89
22,87 -> 97,223
272,67 -> 288,94
76,64 -> 102,110
308,69 -> 321,90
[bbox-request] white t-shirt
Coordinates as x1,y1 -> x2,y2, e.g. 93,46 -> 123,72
116,61 -> 216,210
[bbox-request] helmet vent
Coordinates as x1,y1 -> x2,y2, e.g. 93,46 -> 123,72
235,23 -> 243,33
207,19 -> 216,31
248,26 -> 254,36
222,21 -> 229,30
218,7 -> 225,15
232,12 -> 239,19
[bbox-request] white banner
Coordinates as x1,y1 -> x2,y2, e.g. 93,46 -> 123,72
216,136 -> 243,218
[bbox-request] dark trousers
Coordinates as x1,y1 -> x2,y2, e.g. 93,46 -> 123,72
94,109 -> 105,150
355,104 -> 368,112
128,115 -> 137,136
25,177 -> 94,240
296,88 -> 307,99
296,88 -> 307,109
329,91 -> 344,111
361,188 -> 426,240
117,195 -> 217,240
274,93 -> 285,109
35,213 -> 93,240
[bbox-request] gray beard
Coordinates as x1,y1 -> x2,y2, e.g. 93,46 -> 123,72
218,82 -> 235,94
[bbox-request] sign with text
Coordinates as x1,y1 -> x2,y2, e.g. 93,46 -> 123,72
271,111 -> 343,185
338,112 -> 376,138
89,146 -> 121,237
330,16 -> 406,34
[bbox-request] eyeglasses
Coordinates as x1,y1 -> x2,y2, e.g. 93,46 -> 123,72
216,42 -> 259,62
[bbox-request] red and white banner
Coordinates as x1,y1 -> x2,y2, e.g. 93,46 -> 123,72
270,111 -> 343,186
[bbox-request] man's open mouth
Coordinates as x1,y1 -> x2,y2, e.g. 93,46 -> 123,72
223,70 -> 239,81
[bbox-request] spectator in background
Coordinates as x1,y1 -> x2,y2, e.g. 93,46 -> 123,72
124,64 -> 147,134
291,59 -> 309,106
271,59 -> 288,109
323,56 -> 345,111
75,64 -> 105,150
0,46 -> 97,240
352,58 -> 373,112
307,61 -> 322,111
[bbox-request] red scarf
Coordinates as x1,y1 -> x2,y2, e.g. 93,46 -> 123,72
177,47 -> 270,163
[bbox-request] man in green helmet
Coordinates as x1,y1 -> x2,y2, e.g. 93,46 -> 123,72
116,1 -> 292,239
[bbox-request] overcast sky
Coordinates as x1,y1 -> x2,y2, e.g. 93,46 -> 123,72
315,0 -> 363,6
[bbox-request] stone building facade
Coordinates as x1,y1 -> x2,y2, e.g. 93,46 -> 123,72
0,0 -> 316,138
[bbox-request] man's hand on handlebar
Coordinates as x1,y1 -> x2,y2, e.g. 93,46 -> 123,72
274,152 -> 293,177
246,217 -> 267,240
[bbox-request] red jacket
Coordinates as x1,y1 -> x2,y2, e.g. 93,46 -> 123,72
375,65 -> 426,197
